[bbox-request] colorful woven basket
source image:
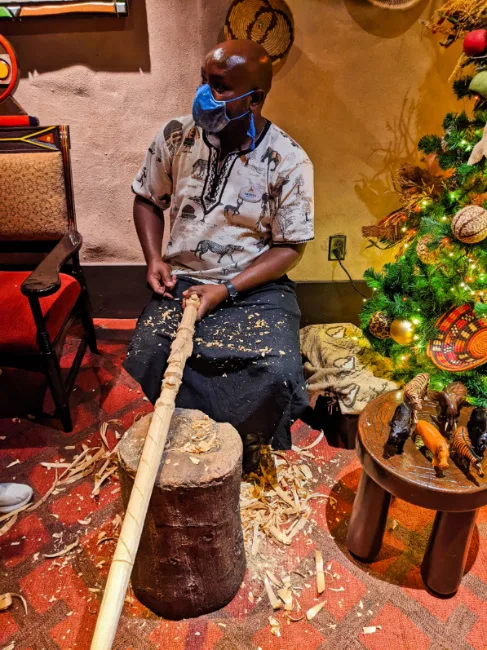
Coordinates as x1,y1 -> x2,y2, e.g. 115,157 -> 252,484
224,0 -> 294,67
427,304 -> 487,372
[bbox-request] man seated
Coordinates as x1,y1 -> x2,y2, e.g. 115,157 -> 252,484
123,39 -> 314,472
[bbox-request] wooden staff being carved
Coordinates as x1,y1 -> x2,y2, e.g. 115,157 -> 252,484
91,294 -> 200,650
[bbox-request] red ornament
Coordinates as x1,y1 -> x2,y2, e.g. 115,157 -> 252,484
463,29 -> 487,57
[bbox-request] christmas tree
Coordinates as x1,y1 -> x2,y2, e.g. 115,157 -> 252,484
360,2 -> 487,406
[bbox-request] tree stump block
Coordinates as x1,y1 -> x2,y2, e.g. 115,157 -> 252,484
117,408 -> 245,619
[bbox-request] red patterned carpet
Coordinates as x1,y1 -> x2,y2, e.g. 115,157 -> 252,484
1,320 -> 487,650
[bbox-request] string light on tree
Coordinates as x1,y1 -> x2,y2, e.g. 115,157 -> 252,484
358,32 -> 487,406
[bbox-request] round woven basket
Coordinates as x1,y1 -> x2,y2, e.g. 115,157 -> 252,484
366,0 -> 423,9
427,304 -> 487,372
224,0 -> 294,67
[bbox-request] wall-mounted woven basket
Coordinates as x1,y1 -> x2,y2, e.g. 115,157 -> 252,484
224,0 -> 294,68
366,0 -> 423,8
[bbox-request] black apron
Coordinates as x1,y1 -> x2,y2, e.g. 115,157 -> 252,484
122,276 -> 308,450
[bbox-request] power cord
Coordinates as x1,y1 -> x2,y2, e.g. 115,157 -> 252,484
332,245 -> 368,300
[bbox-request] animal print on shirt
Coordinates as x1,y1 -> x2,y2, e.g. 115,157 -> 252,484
132,116 -> 314,282
191,240 -> 244,264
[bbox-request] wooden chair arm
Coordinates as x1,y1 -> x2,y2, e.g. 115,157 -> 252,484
21,232 -> 83,297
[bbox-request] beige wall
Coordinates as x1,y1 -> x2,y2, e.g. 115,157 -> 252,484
2,0 -> 462,280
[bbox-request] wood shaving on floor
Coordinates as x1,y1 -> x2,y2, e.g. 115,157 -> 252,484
363,626 -> 382,634
238,430 -> 349,641
240,438 -> 331,560
0,592 -> 28,615
0,420 -> 123,537
306,599 -> 327,620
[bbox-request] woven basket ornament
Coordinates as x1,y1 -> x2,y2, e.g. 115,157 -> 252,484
224,0 -> 294,67
427,304 -> 487,372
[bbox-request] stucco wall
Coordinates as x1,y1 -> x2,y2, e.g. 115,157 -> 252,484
1,0 -> 462,280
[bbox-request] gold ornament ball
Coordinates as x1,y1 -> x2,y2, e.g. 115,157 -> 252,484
368,311 -> 392,339
390,319 -> 414,345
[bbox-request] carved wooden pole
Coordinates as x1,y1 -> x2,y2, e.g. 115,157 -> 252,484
91,294 -> 200,650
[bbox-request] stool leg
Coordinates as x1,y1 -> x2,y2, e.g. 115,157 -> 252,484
346,470 -> 391,562
421,509 -> 477,597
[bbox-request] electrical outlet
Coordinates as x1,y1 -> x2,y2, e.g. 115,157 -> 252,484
328,235 -> 346,261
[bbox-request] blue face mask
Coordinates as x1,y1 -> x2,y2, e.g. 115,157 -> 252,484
192,83 -> 257,151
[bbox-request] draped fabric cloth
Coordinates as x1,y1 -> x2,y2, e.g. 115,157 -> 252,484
300,323 -> 398,415
123,276 -> 308,450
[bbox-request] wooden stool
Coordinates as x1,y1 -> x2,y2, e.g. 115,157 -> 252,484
118,408 -> 246,619
346,390 -> 487,597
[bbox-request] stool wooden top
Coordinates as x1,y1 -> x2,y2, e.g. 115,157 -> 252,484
357,390 -> 487,511
118,408 -> 242,489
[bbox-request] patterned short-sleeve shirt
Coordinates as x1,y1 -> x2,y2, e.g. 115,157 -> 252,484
132,115 -> 314,283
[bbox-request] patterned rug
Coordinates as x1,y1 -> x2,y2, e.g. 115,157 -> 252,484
1,320 -> 487,650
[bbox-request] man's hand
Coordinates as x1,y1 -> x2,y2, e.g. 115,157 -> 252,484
147,259 -> 176,298
182,284 -> 228,320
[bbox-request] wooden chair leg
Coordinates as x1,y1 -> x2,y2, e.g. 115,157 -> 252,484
29,295 -> 73,431
421,509 -> 477,597
71,256 -> 98,354
346,469 -> 391,562
43,352 -> 73,432
79,290 -> 98,354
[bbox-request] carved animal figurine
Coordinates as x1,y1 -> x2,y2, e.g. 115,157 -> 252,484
452,425 -> 484,477
386,402 -> 413,453
414,420 -> 450,471
438,381 -> 468,433
403,373 -> 430,424
467,407 -> 487,457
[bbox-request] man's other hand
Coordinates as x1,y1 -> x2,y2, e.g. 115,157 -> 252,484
182,284 -> 228,320
147,260 -> 176,298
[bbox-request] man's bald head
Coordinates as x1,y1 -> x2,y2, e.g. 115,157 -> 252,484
205,40 -> 272,95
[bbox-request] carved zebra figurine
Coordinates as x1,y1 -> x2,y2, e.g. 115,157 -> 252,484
452,425 -> 484,477
403,373 -> 430,425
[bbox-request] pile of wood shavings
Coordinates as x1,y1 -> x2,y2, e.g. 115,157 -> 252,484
176,415 -> 218,455
0,420 -> 123,538
261,557 -> 383,639
240,431 -> 333,556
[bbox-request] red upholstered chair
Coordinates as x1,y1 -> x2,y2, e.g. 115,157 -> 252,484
0,125 -> 98,431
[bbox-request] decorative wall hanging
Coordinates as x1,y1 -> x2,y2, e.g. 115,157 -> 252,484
0,1 -> 128,19
366,0 -> 423,8
0,34 -> 39,125
0,34 -> 18,103
224,0 -> 294,68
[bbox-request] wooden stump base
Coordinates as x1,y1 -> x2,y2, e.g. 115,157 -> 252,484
118,409 -> 245,619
